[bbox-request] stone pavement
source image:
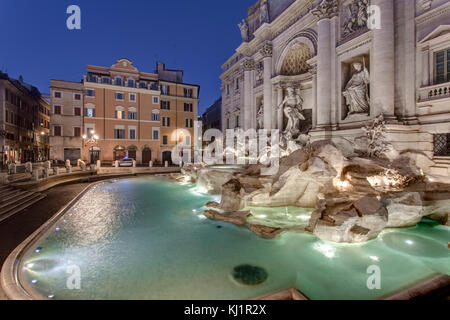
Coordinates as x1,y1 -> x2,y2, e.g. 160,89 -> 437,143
0,182 -> 89,300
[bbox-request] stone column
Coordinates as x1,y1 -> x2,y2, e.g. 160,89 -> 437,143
371,0 -> 395,120
312,0 -> 338,129
243,58 -> 255,131
309,65 -> 318,129
277,85 -> 284,131
261,43 -> 273,130
421,47 -> 430,87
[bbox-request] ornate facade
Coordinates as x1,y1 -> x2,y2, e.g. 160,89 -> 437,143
220,0 -> 450,175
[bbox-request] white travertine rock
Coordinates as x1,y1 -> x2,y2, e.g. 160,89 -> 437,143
383,192 -> 424,228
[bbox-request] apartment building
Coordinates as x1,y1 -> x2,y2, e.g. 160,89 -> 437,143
49,80 -> 84,164
82,59 -> 199,164
0,72 -> 50,168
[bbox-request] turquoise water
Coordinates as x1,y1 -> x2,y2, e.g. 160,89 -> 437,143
19,177 -> 450,300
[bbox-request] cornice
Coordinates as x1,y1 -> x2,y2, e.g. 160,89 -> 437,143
415,1 -> 450,26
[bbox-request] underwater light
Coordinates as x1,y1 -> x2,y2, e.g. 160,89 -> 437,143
35,247 -> 42,253
56,227 -> 60,231
405,240 -> 414,245
313,242 -> 337,259
258,214 -> 267,219
192,209 -> 197,213
31,279 -> 38,284
26,263 -> 34,269
48,294 -> 55,299
369,256 -> 380,262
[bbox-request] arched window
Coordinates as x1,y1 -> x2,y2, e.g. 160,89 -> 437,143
115,106 -> 125,119
127,78 -> 135,88
128,107 -> 137,120
152,110 -> 160,122
114,77 -> 123,86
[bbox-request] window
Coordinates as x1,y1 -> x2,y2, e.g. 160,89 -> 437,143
162,116 -> 170,127
74,127 -> 81,137
162,135 -> 168,145
74,93 -> 81,101
88,74 -> 98,83
85,108 -> 95,118
161,85 -> 169,95
236,115 -> 240,127
114,77 -> 123,86
184,103 -> 193,112
115,92 -> 124,100
153,96 -> 159,104
129,93 -> 136,102
153,130 -> 159,140
54,91 -> 62,98
226,84 -> 230,95
139,82 -> 147,89
5,110 -> 8,123
150,82 -> 158,90
161,100 -> 170,110
152,110 -> 160,122
227,118 -> 230,129
85,127 -> 95,138
434,134 -> 450,156
54,126 -> 62,136
129,128 -> 136,140
73,107 -> 81,116
435,49 -> 450,84
54,105 -> 62,115
114,129 -> 125,139
184,88 -> 193,98
185,118 -> 193,128
127,79 -> 135,88
102,76 -> 111,84
85,89 -> 95,97
116,110 -> 125,119
235,78 -> 239,90
128,108 -> 138,120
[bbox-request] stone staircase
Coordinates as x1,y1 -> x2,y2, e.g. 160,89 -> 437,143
430,157 -> 450,177
0,185 -> 46,223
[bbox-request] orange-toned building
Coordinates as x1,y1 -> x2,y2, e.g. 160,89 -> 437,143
82,59 -> 199,165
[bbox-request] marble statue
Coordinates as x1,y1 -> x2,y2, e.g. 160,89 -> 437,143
238,19 -> 249,42
260,0 -> 270,24
343,61 -> 370,116
343,0 -> 369,37
278,87 -> 305,134
257,100 -> 264,130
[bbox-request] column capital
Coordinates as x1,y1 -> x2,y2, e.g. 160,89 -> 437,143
242,58 -> 255,71
312,0 -> 339,21
260,43 -> 273,58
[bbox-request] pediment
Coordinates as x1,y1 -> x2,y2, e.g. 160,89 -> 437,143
420,25 -> 450,43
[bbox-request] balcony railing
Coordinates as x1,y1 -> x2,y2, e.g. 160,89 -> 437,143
419,82 -> 450,102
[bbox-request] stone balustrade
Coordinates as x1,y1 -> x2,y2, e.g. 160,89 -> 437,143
419,83 -> 450,102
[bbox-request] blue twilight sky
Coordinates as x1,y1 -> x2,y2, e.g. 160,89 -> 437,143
0,0 -> 256,115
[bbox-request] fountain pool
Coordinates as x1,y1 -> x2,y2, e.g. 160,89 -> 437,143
8,177 -> 450,300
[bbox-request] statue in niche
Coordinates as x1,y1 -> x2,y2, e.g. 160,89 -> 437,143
260,0 -> 270,24
343,61 -> 370,117
277,87 -> 305,134
256,62 -> 264,83
257,100 -> 264,130
238,19 -> 249,42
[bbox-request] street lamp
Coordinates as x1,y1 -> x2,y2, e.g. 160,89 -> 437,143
83,130 -> 99,164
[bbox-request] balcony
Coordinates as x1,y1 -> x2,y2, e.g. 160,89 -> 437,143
418,82 -> 450,103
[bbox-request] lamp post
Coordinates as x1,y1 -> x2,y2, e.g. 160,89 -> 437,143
82,130 -> 99,164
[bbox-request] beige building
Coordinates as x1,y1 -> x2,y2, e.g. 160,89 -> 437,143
49,80 -> 84,164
